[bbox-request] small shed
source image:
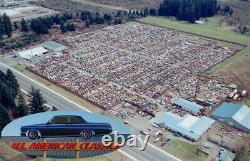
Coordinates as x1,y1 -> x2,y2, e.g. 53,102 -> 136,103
173,98 -> 203,114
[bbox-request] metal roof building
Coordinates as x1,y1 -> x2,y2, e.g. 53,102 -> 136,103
41,41 -> 66,52
18,47 -> 48,60
153,112 -> 215,141
173,98 -> 203,114
212,102 -> 250,132
216,148 -> 235,161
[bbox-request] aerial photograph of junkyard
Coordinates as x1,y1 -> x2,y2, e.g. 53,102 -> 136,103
0,0 -> 250,161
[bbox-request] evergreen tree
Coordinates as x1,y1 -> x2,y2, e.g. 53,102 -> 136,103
85,20 -> 90,28
144,7 -> 149,16
21,18 -> 29,32
2,13 -> 12,37
13,22 -> 18,30
0,103 -> 10,134
66,23 -> 76,31
81,11 -> 92,21
140,10 -> 144,17
0,16 -> 3,38
0,82 -> 16,108
29,87 -> 46,114
116,10 -> 122,17
60,21 -> 67,33
52,14 -> 61,24
158,0 -> 218,23
229,9 -> 233,16
114,18 -> 122,25
188,5 -> 196,23
104,14 -> 112,22
149,9 -> 157,16
16,94 -> 29,117
0,70 -> 6,82
30,19 -> 49,35
6,69 -> 19,96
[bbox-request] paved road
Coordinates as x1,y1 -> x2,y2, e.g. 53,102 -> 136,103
0,61 -> 181,161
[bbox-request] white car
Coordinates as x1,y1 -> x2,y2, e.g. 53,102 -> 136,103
154,137 -> 161,143
154,130 -> 163,136
152,123 -> 159,128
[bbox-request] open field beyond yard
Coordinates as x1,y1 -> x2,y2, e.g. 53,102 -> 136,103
36,0 -> 116,13
90,0 -> 163,9
139,16 -> 250,92
218,0 -> 250,26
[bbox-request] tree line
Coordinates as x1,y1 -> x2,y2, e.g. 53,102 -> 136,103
0,7 -> 159,39
0,69 -> 47,134
158,0 -> 218,23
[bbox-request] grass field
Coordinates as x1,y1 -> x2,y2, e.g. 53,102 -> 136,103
0,156 -> 5,161
163,140 -> 208,161
240,153 -> 250,161
139,16 -> 250,101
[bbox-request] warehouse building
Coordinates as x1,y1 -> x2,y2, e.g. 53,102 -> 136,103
41,41 -> 66,52
173,98 -> 203,115
18,47 -> 48,60
216,148 -> 235,161
212,102 -> 250,132
153,112 -> 215,141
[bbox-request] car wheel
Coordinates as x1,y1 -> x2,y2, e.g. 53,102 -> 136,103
81,131 -> 93,139
27,130 -> 39,140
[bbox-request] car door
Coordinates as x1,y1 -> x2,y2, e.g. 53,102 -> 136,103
46,116 -> 70,137
68,116 -> 86,136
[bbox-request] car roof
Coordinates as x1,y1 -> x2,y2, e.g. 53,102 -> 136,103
53,115 -> 81,117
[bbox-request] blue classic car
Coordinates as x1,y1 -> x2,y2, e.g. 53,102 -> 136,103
20,115 -> 113,140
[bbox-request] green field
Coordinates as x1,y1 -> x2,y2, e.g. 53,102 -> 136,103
139,16 -> 250,75
163,140 -> 208,161
0,156 -> 6,161
240,153 -> 250,161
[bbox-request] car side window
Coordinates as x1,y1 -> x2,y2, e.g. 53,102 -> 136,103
52,116 -> 68,124
69,116 -> 86,124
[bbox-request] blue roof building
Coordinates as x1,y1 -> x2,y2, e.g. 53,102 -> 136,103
153,112 -> 215,141
41,41 -> 66,52
217,148 -> 235,161
212,102 -> 250,132
173,98 -> 203,114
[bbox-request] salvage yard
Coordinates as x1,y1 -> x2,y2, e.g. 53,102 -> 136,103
139,16 -> 250,95
27,22 -> 237,117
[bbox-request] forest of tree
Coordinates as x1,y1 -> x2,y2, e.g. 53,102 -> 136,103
0,69 -> 47,134
158,0 -> 218,23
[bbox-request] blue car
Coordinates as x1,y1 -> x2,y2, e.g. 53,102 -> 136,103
20,115 -> 112,140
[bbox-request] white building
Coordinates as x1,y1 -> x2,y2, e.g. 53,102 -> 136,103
18,47 -> 48,60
